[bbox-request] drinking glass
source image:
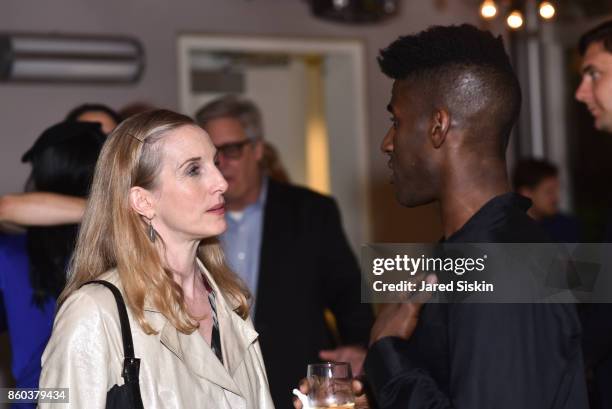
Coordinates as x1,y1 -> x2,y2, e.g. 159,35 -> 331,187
306,362 -> 355,409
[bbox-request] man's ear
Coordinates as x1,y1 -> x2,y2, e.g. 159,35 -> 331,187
429,109 -> 451,149
129,186 -> 155,219
253,139 -> 264,162
517,187 -> 533,199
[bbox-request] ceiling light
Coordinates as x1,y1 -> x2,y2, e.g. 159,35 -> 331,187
0,33 -> 144,83
506,10 -> 524,30
480,0 -> 497,19
539,1 -> 556,19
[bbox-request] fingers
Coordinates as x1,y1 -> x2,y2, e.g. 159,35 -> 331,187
293,379 -> 310,409
318,349 -> 338,361
352,378 -> 365,395
409,273 -> 437,306
299,378 -> 309,394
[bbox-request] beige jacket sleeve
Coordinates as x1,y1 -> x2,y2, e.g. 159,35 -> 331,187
39,290 -> 112,409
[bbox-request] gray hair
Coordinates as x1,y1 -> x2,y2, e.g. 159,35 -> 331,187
195,95 -> 264,141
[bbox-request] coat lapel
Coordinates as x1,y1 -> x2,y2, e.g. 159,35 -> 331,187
148,261 -> 258,397
103,268 -> 257,398
198,260 -> 259,376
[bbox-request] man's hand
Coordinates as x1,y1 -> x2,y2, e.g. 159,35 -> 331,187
293,377 -> 370,409
369,274 -> 436,346
318,345 -> 367,376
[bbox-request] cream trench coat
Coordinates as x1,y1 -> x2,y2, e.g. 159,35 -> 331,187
39,261 -> 275,409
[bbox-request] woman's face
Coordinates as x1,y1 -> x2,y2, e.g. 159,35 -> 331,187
149,125 -> 228,242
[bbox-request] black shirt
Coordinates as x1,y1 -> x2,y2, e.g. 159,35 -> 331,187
364,193 -> 589,409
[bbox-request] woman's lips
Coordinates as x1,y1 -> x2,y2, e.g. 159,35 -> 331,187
207,203 -> 225,215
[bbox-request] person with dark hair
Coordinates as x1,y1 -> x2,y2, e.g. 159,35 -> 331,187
0,121 -> 105,408
576,20 -> 612,132
0,103 -> 121,230
575,19 -> 612,409
512,158 -> 580,242
296,24 -> 588,409
65,103 -> 121,134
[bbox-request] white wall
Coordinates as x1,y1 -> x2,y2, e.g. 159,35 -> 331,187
0,0 -> 488,242
245,61 -> 308,185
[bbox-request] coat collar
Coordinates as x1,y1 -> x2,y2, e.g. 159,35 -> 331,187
146,259 -> 259,395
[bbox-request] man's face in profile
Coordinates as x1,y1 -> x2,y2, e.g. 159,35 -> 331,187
204,117 -> 263,206
576,41 -> 612,132
381,80 -> 438,207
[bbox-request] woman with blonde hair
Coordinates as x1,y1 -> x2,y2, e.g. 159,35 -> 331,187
39,110 -> 274,409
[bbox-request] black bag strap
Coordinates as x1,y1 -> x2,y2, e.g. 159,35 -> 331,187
82,280 -> 144,409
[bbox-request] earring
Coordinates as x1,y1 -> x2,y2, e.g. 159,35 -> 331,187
147,218 -> 156,243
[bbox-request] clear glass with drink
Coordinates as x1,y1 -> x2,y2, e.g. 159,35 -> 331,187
306,362 -> 355,409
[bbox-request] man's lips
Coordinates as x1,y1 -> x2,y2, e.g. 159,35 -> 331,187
587,105 -> 600,117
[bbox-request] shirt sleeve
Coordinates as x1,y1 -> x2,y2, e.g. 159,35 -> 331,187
364,304 -> 587,409
39,290 -> 112,409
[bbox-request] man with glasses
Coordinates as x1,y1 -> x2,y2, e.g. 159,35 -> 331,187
196,96 -> 373,409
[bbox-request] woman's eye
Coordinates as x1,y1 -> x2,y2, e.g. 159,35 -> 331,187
390,117 -> 398,129
187,165 -> 200,176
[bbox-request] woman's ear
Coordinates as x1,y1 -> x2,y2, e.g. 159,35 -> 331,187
129,186 -> 155,219
429,109 -> 451,149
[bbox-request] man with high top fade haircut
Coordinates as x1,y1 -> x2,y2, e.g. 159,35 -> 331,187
362,24 -> 588,409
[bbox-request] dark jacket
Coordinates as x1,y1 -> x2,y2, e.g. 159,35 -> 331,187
254,180 -> 374,409
364,193 -> 589,409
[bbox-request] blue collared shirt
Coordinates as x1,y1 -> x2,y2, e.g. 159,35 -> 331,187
220,177 -> 268,312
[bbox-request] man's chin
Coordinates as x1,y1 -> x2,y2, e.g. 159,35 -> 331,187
595,117 -> 612,133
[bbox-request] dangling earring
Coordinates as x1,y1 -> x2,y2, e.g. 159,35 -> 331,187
147,217 -> 156,243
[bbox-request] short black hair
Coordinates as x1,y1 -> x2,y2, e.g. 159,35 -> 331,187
579,20 -> 612,56
65,103 -> 121,125
378,24 -> 521,154
512,158 -> 558,190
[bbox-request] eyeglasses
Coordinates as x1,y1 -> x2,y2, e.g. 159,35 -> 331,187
215,139 -> 254,160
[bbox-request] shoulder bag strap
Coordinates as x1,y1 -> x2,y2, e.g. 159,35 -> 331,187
81,280 -> 145,409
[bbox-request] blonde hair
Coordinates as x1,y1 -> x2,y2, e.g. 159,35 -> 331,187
59,109 -> 250,334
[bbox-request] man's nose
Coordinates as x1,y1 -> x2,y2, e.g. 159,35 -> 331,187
381,127 -> 394,154
575,77 -> 590,103
216,153 -> 230,170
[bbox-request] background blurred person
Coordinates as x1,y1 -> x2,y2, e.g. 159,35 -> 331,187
513,158 -> 580,242
0,121 -> 105,409
0,103 -> 121,230
39,109 -> 273,409
65,103 -> 121,135
575,19 -> 612,409
196,95 -> 373,409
